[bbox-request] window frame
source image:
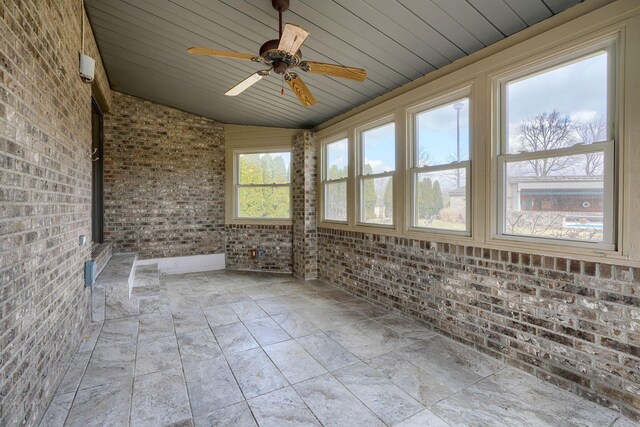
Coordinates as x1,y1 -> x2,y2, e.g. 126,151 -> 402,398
493,39 -> 618,251
407,89 -> 472,236
355,116 -> 397,228
320,135 -> 350,224
232,147 -> 293,223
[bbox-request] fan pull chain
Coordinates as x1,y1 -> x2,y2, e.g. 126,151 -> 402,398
281,76 -> 285,96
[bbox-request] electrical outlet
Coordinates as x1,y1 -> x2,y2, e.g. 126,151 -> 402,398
257,249 -> 265,258
250,249 -> 257,259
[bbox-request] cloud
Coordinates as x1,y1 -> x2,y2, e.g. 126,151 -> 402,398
570,110 -> 598,123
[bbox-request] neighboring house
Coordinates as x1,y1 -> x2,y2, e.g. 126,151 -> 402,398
505,175 -> 604,230
449,186 -> 467,212
505,175 -> 604,213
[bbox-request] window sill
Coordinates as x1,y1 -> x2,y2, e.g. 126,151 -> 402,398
486,234 -> 624,262
226,219 -> 293,226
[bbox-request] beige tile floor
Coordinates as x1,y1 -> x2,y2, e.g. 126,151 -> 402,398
40,270 -> 635,427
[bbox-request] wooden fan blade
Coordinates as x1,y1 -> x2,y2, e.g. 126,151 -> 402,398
187,47 -> 256,60
225,71 -> 268,96
286,74 -> 317,107
300,61 -> 367,82
278,24 -> 309,55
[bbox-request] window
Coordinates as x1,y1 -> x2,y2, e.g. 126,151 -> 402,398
497,48 -> 615,246
235,150 -> 291,219
409,97 -> 470,233
322,137 -> 348,222
357,121 -> 395,226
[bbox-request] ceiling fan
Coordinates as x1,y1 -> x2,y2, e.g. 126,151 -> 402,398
187,0 -> 367,107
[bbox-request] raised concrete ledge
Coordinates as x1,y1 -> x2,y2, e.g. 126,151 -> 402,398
135,253 -> 225,275
91,242 -> 113,278
91,253 -> 137,321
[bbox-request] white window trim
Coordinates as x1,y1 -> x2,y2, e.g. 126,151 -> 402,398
320,135 -> 349,224
230,147 -> 292,225
355,116 -> 397,228
492,37 -> 618,251
406,89 -> 473,236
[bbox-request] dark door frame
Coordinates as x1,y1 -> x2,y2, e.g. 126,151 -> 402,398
91,97 -> 104,245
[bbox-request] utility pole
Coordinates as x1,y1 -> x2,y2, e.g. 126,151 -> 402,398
453,102 -> 464,189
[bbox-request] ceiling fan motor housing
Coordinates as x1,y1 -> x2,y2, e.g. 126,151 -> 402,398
259,39 -> 302,73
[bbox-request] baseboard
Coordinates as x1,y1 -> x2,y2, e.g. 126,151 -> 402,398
135,253 -> 225,275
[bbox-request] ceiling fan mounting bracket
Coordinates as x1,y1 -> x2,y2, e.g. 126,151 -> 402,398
271,0 -> 290,12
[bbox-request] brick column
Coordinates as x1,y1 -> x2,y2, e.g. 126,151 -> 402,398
292,131 -> 318,279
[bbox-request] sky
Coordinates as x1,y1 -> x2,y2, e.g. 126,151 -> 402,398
507,51 -> 608,150
326,138 -> 348,174
325,50 -> 608,179
416,98 -> 470,166
362,123 -> 396,174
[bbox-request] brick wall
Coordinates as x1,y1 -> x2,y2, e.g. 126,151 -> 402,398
103,92 -> 225,259
225,224 -> 293,272
317,227 -> 640,420
292,131 -> 318,280
0,1 -> 110,425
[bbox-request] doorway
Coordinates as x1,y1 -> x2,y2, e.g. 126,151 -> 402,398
91,97 -> 104,245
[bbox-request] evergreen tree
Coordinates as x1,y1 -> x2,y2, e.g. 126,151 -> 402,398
238,154 -> 263,217
417,177 -> 432,220
425,178 -> 436,217
430,180 -> 444,216
267,155 -> 290,218
327,164 -> 347,180
363,164 -> 377,220
383,178 -> 393,219
271,155 -> 288,183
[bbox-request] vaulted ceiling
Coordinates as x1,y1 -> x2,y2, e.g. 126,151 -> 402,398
85,0 -> 582,128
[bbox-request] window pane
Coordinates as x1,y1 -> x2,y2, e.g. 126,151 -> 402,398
362,123 -> 395,174
326,138 -> 348,180
504,152 -> 604,242
238,186 -> 290,219
239,152 -> 291,184
414,169 -> 467,231
324,181 -> 347,221
506,52 -> 608,153
415,98 -> 469,167
360,176 -> 393,225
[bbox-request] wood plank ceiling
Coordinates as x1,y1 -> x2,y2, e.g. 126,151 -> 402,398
85,0 -> 582,128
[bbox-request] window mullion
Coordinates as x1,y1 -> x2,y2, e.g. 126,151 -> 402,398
411,160 -> 471,175
359,171 -> 395,180
501,142 -> 610,163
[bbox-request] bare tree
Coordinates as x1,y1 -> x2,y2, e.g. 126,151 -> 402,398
574,116 -> 606,176
418,146 -> 434,167
517,110 -> 574,176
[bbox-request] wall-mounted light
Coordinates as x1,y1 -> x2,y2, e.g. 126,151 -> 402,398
79,0 -> 95,84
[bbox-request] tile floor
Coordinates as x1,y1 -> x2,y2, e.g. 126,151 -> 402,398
40,270 -> 635,427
